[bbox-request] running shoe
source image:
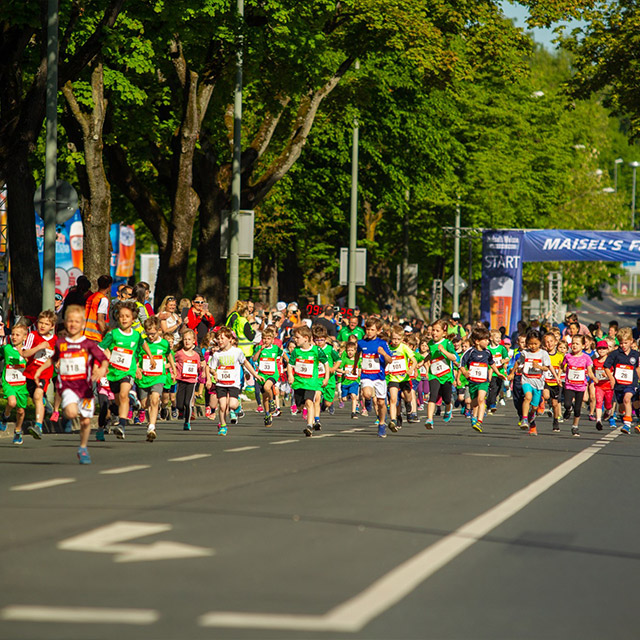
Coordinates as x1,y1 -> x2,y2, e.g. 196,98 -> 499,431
183,423 -> 191,431
489,406 -> 497,415
291,404 -> 299,415
552,420 -> 560,432
621,424 -> 631,435
273,407 -> 282,417
520,418 -> 529,430
0,418 -> 6,432
114,424 -> 126,439
351,412 -> 358,419
127,409 -> 133,421
374,418 -> 380,426
571,427 -> 580,437
314,420 -> 322,431
425,420 -> 434,430
95,428 -> 106,442
230,410 -> 238,425
528,425 -> 538,436
269,400 -> 276,413
206,406 -> 212,417
635,425 -> 640,435
388,420 -> 398,433
77,447 -> 91,464
146,427 -> 157,441
302,408 -> 308,421
50,410 -> 60,423
471,418 -> 483,433
328,405 -> 335,416
557,416 -> 564,424
256,405 -> 264,413
608,416 -> 617,429
588,414 -> 596,422
338,401 -> 344,409
303,427 -> 312,437
171,408 -> 178,420
563,408 -> 572,420
13,431 -> 23,445
139,410 -> 146,423
133,415 -> 141,425
218,426 -> 228,436
28,424 -> 43,439
596,420 -> 603,431
264,414 -> 273,427
407,412 -> 419,423
361,409 -> 368,417
237,408 -> 245,419
443,410 -> 453,423
460,405 -> 466,416
377,423 -> 387,438
464,408 -> 472,418
499,398 -> 506,405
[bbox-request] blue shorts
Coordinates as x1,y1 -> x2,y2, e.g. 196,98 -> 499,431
615,387 -> 637,405
522,383 -> 542,408
341,382 -> 360,398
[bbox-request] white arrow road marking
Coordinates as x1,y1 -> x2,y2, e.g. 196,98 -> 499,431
199,432 -> 619,632
58,521 -> 214,563
0,605 -> 159,625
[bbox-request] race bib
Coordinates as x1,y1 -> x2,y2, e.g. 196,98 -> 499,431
567,367 -> 586,383
430,357 -> 450,377
493,356 -> 503,367
344,366 -> 359,381
388,355 -> 407,375
5,366 -> 26,385
59,353 -> 87,381
318,362 -> 326,376
142,354 -> 164,376
216,365 -> 235,385
614,364 -> 634,385
35,347 -> 55,364
259,357 -> 276,375
468,362 -> 488,383
594,368 -> 608,382
361,355 -> 380,374
544,368 -> 556,382
182,359 -> 198,378
419,365 -> 428,377
110,347 -> 133,371
294,357 -> 314,378
524,358 -> 543,378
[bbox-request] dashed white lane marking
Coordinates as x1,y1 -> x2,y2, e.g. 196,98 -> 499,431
311,434 -> 335,439
225,446 -> 260,453
269,439 -> 298,445
10,478 -> 76,492
100,465 -> 151,475
200,431 -> 620,632
169,454 -> 212,462
462,453 -> 510,458
0,605 -> 159,625
340,428 -> 366,433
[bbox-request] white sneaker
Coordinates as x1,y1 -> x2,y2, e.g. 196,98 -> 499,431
146,426 -> 157,442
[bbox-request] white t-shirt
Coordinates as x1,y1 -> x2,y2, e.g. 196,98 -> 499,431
97,297 -> 109,316
209,347 -> 246,388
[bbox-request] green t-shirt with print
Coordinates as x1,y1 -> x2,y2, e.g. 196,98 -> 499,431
138,338 -> 171,388
99,328 -> 144,381
427,339 -> 456,383
289,346 -> 328,391
488,344 -> 509,374
255,344 -> 284,382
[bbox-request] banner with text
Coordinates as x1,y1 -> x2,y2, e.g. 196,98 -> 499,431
523,230 -> 640,262
480,230 -> 524,336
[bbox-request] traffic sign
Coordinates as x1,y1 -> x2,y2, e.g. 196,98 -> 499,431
34,180 -> 79,224
444,276 -> 467,294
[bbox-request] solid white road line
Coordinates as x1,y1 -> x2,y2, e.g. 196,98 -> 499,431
169,454 -> 212,462
269,439 -> 299,445
10,478 -> 76,492
100,465 -> 151,475
0,605 -> 159,624
200,432 -> 620,632
224,446 -> 260,453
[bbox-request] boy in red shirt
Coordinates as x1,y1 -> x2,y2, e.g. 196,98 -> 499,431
21,309 -> 57,438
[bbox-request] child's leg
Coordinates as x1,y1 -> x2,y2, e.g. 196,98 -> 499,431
595,387 -> 605,422
351,391 -> 358,414
388,387 -> 399,421
15,407 -> 25,433
306,396 -> 316,426
79,416 -> 91,448
218,395 -> 229,424
476,389 -> 487,423
572,390 -> 584,427
33,387 -> 45,425
426,379 -> 439,421
3,395 -> 17,424
117,382 -> 131,421
522,391 -> 532,419
376,394 -> 387,425
148,392 -> 160,426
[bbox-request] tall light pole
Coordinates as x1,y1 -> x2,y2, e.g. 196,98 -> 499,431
347,60 -> 360,309
453,196 -> 461,315
614,158 -> 624,192
631,161 -> 639,229
228,0 -> 244,309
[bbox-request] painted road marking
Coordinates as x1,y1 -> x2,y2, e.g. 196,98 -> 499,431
0,605 -> 159,625
340,428 -> 366,433
269,440 -> 298,445
225,446 -> 260,453
312,434 -> 335,439
199,432 -> 620,632
462,453 -> 510,458
58,521 -> 214,563
100,465 -> 151,475
169,454 -> 212,462
10,478 -> 76,492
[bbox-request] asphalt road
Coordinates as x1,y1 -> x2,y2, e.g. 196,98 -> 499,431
1,402 -> 639,640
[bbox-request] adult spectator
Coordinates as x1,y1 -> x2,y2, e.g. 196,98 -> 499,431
561,312 -> 589,338
449,312 -> 466,338
337,314 -> 364,342
632,318 -> 640,342
313,305 -> 338,338
157,295 -> 183,342
84,275 -> 113,342
63,275 -> 91,310
138,281 -> 155,315
110,284 -> 132,327
287,301 -> 301,325
186,293 -> 215,345
225,300 -> 255,357
131,282 -> 150,332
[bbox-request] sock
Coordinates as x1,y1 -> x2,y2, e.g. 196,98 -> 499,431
148,423 -> 155,430
119,417 -> 127,426
35,421 -> 42,428
314,416 -> 320,422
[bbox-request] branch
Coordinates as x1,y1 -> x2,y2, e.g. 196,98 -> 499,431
169,36 -> 187,88
246,56 -> 354,205
61,80 -> 90,138
60,0 -> 82,59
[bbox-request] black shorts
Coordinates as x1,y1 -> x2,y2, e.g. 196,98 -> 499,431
215,385 -> 239,399
544,384 -> 559,401
109,376 -> 134,396
388,380 -> 412,393
26,378 -> 47,397
294,388 -> 318,405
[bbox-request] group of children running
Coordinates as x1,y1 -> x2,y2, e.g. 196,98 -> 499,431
1,300 -> 638,465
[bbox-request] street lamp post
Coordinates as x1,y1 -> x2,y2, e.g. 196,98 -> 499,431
630,161 -> 639,229
614,158 -> 624,192
347,60 -> 360,310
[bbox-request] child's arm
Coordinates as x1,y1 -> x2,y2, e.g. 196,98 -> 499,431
490,363 -> 506,379
439,343 -> 457,362
167,352 -> 177,380
242,358 -> 262,383
142,341 -> 156,368
91,359 -> 109,382
377,345 -> 392,364
33,358 -> 53,383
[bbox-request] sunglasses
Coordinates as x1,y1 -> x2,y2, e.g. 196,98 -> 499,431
193,300 -> 204,305
167,296 -> 176,301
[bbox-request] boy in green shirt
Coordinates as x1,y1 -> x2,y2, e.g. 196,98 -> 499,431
312,325 -> 341,427
254,326 -> 286,426
386,325 -> 417,433
0,324 -> 30,444
487,329 -> 509,413
424,320 -> 458,430
287,325 -> 328,437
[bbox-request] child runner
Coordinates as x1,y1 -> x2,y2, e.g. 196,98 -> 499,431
487,329 -> 509,413
603,326 -> 640,435
0,323 -> 30,444
174,329 -> 202,431
206,326 -> 261,436
160,331 -> 178,421
507,333 -> 527,427
339,339 -> 361,419
22,309 -> 57,439
459,327 -> 506,432
517,330 -> 552,436
287,325 -> 329,437
542,332 -> 563,431
386,324 -> 417,433
424,320 -> 457,430
415,336 -> 430,410
312,325 -> 341,427
561,334 -> 595,437
253,327 -> 285,426
592,339 -> 615,430
137,316 -> 176,442
357,317 -> 393,438
99,300 -> 154,439
36,305 -> 108,464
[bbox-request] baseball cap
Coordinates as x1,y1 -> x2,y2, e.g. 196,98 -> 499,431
302,318 -> 312,328
503,337 -> 511,345
288,301 -> 299,311
276,301 -> 286,312
451,312 -> 460,320
403,325 -> 413,333
596,340 -> 608,349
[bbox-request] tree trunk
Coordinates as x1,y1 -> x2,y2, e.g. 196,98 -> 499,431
278,250 -> 303,302
62,64 -> 111,287
259,254 -> 278,308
